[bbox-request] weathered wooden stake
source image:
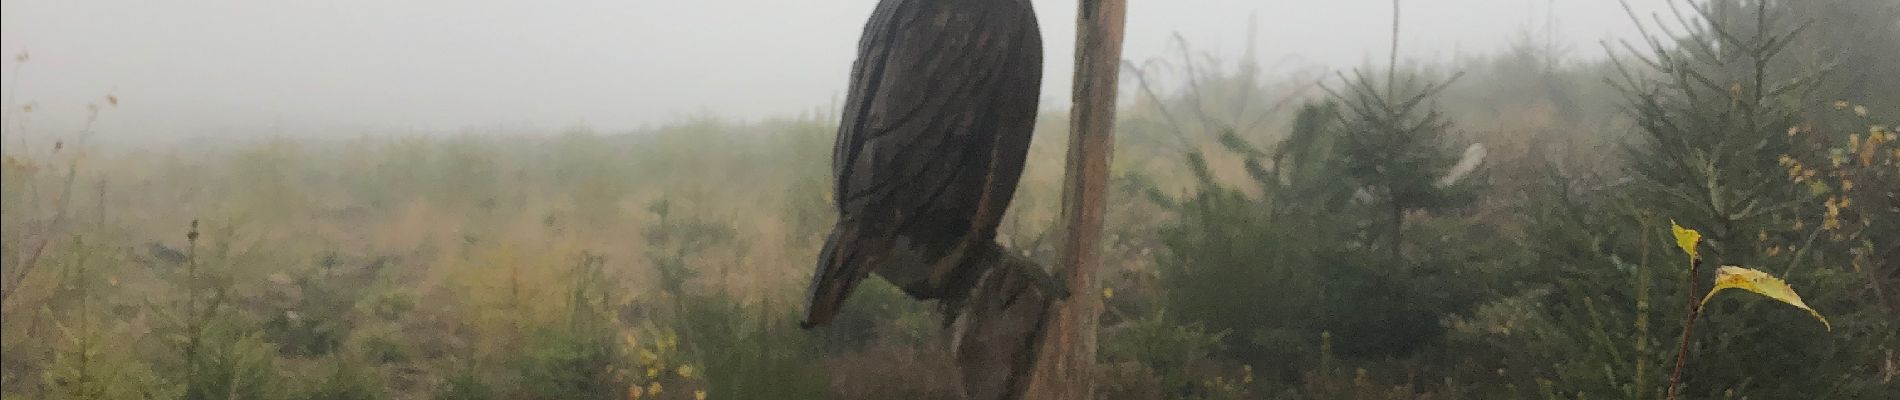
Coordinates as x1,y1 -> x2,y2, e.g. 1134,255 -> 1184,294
1027,0 -> 1125,398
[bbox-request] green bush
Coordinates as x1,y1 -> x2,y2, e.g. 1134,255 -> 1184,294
513,253 -> 629,400
295,352 -> 387,400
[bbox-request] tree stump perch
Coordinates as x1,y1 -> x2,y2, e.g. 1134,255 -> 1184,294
949,1 -> 1127,399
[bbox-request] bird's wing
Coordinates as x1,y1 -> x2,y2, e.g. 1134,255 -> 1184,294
833,2 -> 1020,214
804,0 -> 1041,327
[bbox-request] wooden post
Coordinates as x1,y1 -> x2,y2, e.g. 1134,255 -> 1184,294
1028,0 -> 1125,398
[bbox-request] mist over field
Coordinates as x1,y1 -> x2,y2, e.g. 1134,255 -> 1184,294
3,0 -> 1670,139
3,1 -> 1898,399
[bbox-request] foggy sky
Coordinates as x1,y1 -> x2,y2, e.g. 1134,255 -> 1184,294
0,0 -> 1675,139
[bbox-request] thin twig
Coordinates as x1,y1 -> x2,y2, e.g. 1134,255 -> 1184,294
1665,257 -> 1703,400
1120,59 -> 1193,151
1388,0 -> 1401,98
184,219 -> 202,390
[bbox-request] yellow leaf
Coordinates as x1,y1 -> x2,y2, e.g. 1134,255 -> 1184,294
1671,220 -> 1702,262
1699,266 -> 1830,331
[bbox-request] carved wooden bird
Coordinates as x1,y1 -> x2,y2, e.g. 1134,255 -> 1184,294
802,0 -> 1043,329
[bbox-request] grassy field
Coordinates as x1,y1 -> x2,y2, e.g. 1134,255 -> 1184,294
4,2 -> 1899,399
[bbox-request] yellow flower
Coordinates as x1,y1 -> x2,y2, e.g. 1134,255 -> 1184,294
1823,202 -> 1842,231
695,390 -> 708,400
1101,287 -> 1114,300
676,365 -> 695,379
1833,100 -> 1850,110
627,385 -> 644,400
648,383 -> 663,397
647,366 -> 660,379
639,349 -> 660,366
1854,105 -> 1869,117
1862,133 -> 1883,167
661,332 -> 679,351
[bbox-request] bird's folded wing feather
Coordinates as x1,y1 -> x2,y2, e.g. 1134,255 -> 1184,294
832,1 -> 1019,223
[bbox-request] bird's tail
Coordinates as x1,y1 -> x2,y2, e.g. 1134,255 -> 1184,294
802,224 -> 870,329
